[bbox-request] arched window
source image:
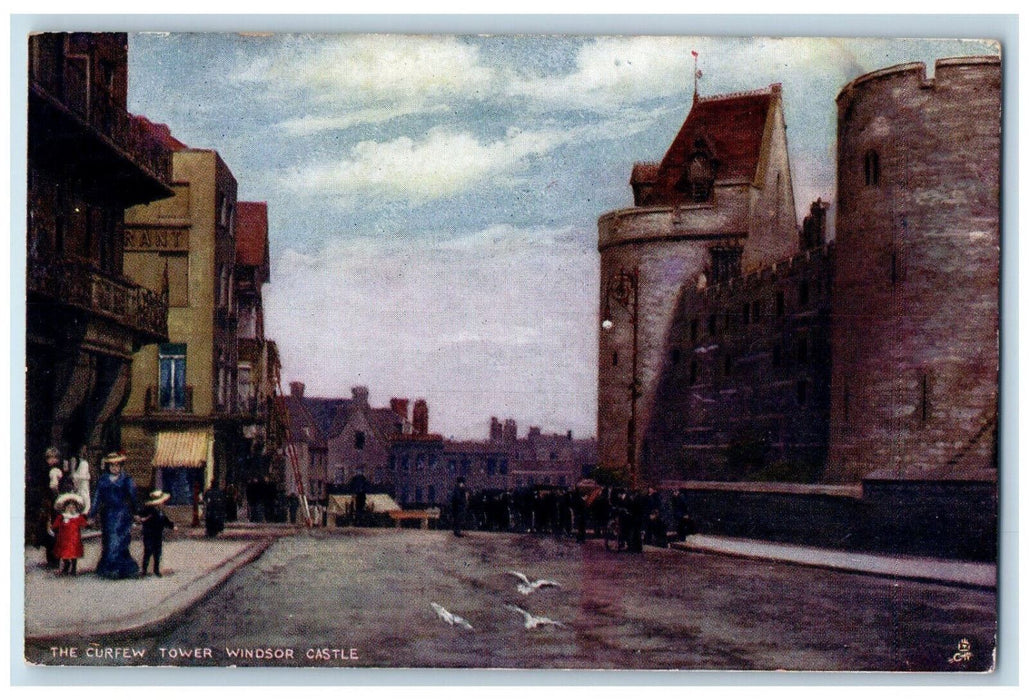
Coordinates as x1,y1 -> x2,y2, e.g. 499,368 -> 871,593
864,150 -> 880,187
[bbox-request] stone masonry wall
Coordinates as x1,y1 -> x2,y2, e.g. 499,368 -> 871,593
645,245 -> 833,483
827,56 -> 1001,482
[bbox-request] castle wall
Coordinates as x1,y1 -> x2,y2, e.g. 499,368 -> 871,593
827,56 -> 1000,483
597,205 -> 744,481
644,245 -> 833,483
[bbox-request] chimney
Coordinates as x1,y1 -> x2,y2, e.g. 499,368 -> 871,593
289,382 -> 305,400
351,386 -> 369,406
490,417 -> 502,442
390,398 -> 410,421
503,419 -> 517,442
567,430 -> 573,441
413,399 -> 429,436
528,426 -> 542,441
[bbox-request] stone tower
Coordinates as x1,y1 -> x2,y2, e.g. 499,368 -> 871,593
827,56 -> 1001,482
597,84 -> 799,485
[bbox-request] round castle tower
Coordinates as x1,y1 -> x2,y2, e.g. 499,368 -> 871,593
597,85 -> 799,484
826,56 -> 1001,483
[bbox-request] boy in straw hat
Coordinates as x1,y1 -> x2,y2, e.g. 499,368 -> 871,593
51,493 -> 87,575
138,489 -> 175,577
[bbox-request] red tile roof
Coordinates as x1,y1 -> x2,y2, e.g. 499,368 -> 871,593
236,202 -> 269,268
643,85 -> 779,205
132,115 -> 189,151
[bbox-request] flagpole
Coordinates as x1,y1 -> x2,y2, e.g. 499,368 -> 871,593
692,49 -> 700,102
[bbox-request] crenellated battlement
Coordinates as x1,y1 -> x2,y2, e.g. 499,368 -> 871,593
837,55 -> 1001,106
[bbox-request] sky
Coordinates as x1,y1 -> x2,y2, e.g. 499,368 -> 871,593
126,33 -> 999,440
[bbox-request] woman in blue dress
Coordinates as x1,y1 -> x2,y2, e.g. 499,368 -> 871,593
91,452 -> 140,579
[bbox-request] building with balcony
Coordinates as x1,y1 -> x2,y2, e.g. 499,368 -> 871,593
119,120 -> 244,516
26,32 -> 174,541
235,201 -> 280,484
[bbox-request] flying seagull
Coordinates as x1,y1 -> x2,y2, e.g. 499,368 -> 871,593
430,602 -> 474,630
505,604 -> 567,630
507,570 -> 562,596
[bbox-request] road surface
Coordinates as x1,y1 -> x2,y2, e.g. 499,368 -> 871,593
25,528 -> 997,671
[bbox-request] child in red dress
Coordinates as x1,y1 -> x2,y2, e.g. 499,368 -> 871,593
51,493 -> 87,575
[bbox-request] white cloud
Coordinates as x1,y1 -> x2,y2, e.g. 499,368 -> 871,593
507,36 -> 695,110
264,224 -> 600,439
276,126 -> 566,206
275,103 -> 452,135
234,35 -> 496,129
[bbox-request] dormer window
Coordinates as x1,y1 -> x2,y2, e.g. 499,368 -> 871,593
676,139 -> 717,203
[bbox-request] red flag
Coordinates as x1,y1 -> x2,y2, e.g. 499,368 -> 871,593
691,50 -> 698,57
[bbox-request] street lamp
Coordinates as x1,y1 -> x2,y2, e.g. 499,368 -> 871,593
602,266 -> 641,490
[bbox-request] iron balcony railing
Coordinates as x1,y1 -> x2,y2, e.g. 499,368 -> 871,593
30,55 -> 171,185
27,255 -> 169,341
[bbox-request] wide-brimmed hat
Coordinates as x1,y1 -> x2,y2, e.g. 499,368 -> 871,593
145,489 -> 171,506
54,492 -> 84,511
102,451 -> 127,465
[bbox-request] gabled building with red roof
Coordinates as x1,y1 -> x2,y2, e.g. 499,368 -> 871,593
235,201 -> 280,480
598,84 -> 799,485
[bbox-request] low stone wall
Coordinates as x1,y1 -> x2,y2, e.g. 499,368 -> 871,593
668,479 -> 996,561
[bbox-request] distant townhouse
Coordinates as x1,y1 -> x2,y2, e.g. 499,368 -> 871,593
273,382 -> 328,502
326,387 -> 410,487
389,417 -> 598,506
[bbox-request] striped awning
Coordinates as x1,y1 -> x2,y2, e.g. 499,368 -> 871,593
152,429 -> 212,468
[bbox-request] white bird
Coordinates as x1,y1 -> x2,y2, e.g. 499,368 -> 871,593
505,604 -> 567,630
507,570 -> 562,595
430,602 -> 474,630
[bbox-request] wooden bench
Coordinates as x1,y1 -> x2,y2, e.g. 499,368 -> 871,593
388,509 -> 440,529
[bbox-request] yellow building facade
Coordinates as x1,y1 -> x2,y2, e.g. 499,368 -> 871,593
120,126 -> 241,516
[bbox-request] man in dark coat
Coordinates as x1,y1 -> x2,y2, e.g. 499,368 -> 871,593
450,477 -> 469,537
203,483 -> 226,537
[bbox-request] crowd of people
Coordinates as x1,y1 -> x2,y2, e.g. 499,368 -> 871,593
448,478 -> 698,551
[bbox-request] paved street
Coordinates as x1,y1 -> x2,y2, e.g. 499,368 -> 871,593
25,528 -> 996,671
